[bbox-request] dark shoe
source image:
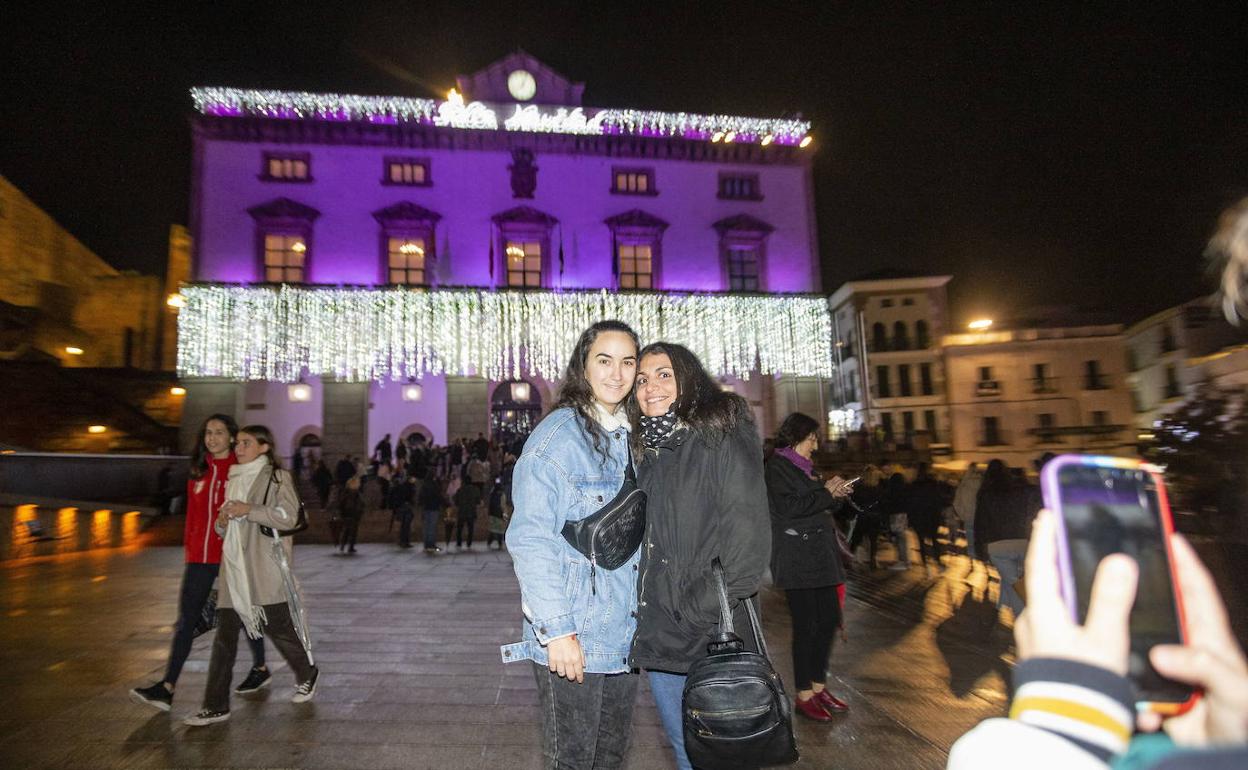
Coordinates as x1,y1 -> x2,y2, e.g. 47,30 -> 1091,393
292,667 -> 319,703
399,543 -> 413,549
795,695 -> 833,722
130,682 -> 173,712
815,689 -> 849,713
234,666 -> 271,694
183,709 -> 230,726
348,547 -> 357,554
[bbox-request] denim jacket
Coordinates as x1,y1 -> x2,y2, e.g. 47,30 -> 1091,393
500,407 -> 641,674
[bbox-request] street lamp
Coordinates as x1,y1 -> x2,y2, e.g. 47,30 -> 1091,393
968,319 -> 993,331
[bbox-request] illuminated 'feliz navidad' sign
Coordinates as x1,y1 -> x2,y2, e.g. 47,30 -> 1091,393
191,87 -> 813,146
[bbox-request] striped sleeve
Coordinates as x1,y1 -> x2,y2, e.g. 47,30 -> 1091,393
1009,659 -> 1134,762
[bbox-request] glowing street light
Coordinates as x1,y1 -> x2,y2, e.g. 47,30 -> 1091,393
968,319 -> 994,331
166,293 -> 187,309
87,425 -> 107,434
799,135 -> 814,148
170,386 -> 186,396
65,346 -> 84,355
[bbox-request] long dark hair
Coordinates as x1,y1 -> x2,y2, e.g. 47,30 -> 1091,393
239,424 -> 283,470
552,320 -> 640,461
980,458 -> 1011,492
626,341 -> 749,448
189,413 -> 238,479
775,412 -> 820,449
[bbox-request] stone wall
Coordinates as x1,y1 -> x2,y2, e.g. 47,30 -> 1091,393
321,381 -> 369,464
446,376 -> 489,442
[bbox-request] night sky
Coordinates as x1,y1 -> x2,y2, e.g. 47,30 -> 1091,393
4,1 -> 1246,325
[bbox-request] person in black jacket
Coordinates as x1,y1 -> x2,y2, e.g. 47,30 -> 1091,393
975,458 -> 1034,618
765,412 -> 854,723
626,342 -> 771,770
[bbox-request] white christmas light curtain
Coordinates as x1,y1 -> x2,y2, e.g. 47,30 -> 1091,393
176,285 -> 835,383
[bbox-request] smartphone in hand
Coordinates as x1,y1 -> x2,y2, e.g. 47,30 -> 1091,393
1040,454 -> 1198,714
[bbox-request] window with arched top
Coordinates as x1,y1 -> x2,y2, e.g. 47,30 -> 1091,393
872,322 -> 888,352
893,321 -> 910,351
915,320 -> 930,349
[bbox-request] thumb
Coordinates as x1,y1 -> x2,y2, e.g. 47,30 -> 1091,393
1150,644 -> 1236,687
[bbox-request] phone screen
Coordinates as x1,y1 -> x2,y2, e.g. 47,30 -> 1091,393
1053,463 -> 1189,703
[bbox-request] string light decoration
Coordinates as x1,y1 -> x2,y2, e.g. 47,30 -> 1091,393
190,87 -> 812,146
177,285 -> 834,383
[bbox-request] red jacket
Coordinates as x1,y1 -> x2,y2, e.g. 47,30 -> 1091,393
184,454 -> 236,563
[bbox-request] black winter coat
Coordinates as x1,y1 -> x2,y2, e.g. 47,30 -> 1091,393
765,454 -> 846,590
628,416 -> 771,674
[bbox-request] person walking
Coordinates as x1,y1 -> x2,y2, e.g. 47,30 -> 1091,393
374,433 -> 393,466
764,412 -> 854,723
453,476 -> 482,550
848,465 -> 886,568
908,462 -> 950,572
390,472 -> 416,549
952,462 -> 984,570
336,476 -> 364,554
311,459 -> 333,509
183,424 -> 318,726
502,320 -> 642,770
130,414 -> 270,712
486,480 -> 510,550
418,469 -> 444,554
880,472 -> 912,570
975,459 -> 1032,619
626,342 -> 772,769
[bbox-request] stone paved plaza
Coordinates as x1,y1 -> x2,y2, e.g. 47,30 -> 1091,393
0,543 -> 1007,769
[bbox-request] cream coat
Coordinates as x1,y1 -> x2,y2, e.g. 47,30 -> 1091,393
214,467 -> 301,609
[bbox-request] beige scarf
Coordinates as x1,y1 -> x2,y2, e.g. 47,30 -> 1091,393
223,454 -> 270,639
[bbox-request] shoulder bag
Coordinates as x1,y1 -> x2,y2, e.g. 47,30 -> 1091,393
560,450 -> 647,589
681,559 -> 798,769
258,471 -> 309,538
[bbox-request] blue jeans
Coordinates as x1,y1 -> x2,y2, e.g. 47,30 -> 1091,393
648,671 -> 693,770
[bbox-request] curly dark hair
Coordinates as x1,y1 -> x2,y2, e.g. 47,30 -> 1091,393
552,320 -> 640,461
775,412 -> 821,449
189,413 -> 238,479
625,341 -> 749,450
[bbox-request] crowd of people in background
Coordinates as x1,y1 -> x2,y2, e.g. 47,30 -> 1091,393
294,431 -> 520,555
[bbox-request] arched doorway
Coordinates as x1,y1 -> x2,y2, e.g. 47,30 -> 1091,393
292,428 -> 322,479
491,380 -> 542,448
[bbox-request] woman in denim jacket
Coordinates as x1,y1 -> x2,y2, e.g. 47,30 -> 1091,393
501,320 -> 642,770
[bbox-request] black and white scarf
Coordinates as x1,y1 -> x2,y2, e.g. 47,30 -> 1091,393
640,409 -> 679,448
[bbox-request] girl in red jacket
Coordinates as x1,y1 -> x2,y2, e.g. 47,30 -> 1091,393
130,413 -> 268,711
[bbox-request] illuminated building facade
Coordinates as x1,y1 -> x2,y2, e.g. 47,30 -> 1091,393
176,52 -> 831,460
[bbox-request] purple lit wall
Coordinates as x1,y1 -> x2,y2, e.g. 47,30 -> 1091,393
194,141 -> 819,292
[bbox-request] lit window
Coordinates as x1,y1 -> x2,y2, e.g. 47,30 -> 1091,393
718,173 -> 761,200
263,233 -> 307,282
388,236 -> 428,285
384,157 -> 431,186
506,241 -> 542,288
617,243 -> 653,289
726,245 -> 760,292
612,168 -> 655,195
261,152 -> 311,181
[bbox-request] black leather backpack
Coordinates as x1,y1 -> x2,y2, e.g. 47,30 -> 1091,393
682,559 -> 798,770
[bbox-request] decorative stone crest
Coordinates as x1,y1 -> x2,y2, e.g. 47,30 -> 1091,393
509,149 -> 538,199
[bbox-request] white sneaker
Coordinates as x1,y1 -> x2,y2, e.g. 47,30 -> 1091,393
184,709 -> 230,726
292,667 -> 319,703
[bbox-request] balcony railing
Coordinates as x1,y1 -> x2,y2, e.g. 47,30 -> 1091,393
975,380 -> 1002,396
1083,376 -> 1111,390
1027,424 -> 1126,439
1031,377 -> 1059,393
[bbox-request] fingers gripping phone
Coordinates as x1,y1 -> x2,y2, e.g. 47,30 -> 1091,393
1040,455 -> 1198,714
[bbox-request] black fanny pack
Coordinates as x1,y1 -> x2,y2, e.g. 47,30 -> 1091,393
561,451 -> 647,584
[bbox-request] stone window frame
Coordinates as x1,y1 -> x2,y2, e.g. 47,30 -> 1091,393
713,214 -> 774,292
610,166 -> 658,196
373,202 -> 442,286
248,198 -> 321,283
259,151 -> 313,183
492,206 -> 558,289
717,171 -> 763,201
604,209 -> 669,291
382,156 -> 433,187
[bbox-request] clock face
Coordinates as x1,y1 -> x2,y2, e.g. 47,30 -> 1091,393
508,69 -> 536,101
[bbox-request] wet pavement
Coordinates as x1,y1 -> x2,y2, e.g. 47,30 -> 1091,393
0,541 -> 1008,769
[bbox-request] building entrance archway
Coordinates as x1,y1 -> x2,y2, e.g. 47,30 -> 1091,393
491,380 -> 542,448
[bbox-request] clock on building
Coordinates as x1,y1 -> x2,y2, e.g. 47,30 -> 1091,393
507,69 -> 536,101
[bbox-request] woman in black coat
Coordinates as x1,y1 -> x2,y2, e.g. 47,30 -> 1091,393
627,342 -> 771,770
765,412 -> 854,722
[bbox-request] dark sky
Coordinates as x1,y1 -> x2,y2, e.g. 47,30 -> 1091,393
4,1 -> 1246,324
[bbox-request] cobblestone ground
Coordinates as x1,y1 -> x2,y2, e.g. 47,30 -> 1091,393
0,541 -> 1008,769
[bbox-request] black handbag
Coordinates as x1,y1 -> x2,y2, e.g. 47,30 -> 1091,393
560,451 -> 647,586
258,471 -> 309,538
682,559 -> 799,770
192,589 -> 218,638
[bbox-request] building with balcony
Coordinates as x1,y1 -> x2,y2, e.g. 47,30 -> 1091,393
175,52 -> 832,461
942,324 -> 1134,465
826,272 -> 952,450
1125,299 -> 1246,430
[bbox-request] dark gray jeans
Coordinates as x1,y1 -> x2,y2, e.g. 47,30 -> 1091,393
531,662 -> 639,770
204,603 -> 314,712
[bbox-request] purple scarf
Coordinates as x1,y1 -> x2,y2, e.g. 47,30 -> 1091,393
776,447 -> 814,477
